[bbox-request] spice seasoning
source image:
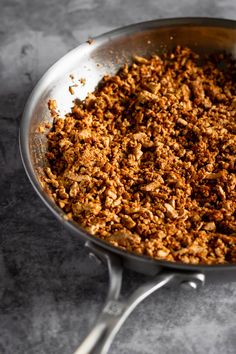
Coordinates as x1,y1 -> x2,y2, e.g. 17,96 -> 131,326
43,46 -> 236,264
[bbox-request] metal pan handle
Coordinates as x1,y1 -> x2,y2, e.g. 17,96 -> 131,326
73,242 -> 205,354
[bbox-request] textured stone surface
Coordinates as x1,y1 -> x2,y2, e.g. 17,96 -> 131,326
1,1 -> 236,353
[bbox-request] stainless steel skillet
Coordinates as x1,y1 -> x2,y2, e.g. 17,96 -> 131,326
19,18 -> 236,354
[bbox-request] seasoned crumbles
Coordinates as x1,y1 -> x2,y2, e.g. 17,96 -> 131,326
43,46 -> 236,264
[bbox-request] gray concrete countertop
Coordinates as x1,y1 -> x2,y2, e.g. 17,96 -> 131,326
1,1 -> 236,353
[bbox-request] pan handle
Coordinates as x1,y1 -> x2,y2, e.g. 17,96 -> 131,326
73,242 -> 205,354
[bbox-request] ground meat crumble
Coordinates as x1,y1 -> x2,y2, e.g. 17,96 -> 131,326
43,46 -> 236,264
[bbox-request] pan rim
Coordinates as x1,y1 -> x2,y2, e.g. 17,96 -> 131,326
19,16 -> 236,271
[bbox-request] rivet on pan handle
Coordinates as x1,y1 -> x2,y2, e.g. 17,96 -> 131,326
72,241 -> 205,354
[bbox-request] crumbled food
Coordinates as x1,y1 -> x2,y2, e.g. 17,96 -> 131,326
44,46 -> 236,264
37,125 -> 45,133
86,38 -> 94,45
79,78 -> 86,86
48,99 -> 58,117
69,86 -> 75,95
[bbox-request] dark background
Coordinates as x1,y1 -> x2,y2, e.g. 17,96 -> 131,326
1,1 -> 236,353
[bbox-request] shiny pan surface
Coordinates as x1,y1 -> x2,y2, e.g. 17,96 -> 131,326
20,17 -> 236,279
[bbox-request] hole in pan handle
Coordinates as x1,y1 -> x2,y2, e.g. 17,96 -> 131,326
72,242 -> 205,354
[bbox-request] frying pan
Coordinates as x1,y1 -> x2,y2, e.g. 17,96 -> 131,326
19,18 -> 236,354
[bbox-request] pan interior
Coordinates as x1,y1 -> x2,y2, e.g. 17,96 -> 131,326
21,19 -> 236,273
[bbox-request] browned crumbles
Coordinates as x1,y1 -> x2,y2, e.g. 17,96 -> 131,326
43,46 -> 236,264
